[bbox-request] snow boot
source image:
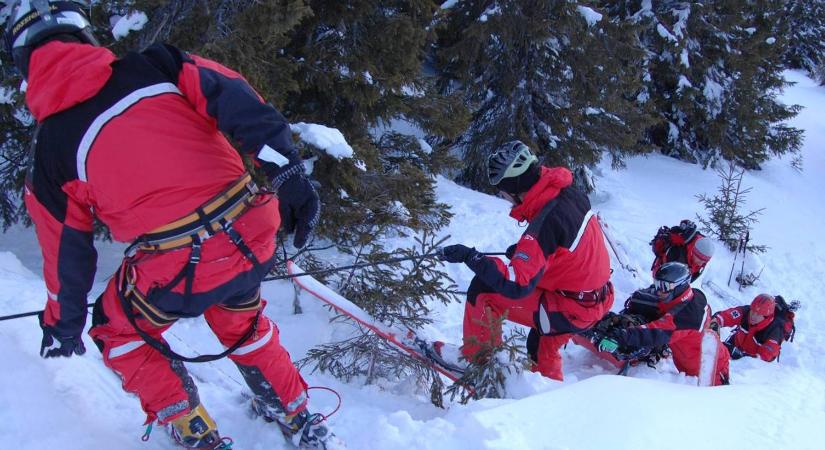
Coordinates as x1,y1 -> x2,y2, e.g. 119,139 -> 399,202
251,399 -> 345,449
421,340 -> 468,375
167,403 -> 232,449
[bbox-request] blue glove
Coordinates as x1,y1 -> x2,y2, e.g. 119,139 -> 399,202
39,312 -> 85,358
273,164 -> 320,249
438,244 -> 478,264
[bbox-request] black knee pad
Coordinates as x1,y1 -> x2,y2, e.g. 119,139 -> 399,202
526,328 -> 540,363
466,276 -> 495,307
90,294 -> 108,353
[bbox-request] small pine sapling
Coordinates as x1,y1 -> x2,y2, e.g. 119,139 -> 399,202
445,313 -> 528,403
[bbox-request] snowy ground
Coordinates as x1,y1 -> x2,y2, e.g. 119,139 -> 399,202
1,71 -> 823,449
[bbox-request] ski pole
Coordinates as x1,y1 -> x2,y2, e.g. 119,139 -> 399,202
263,251 -> 506,282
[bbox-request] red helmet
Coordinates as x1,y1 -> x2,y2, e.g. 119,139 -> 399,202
750,294 -> 776,317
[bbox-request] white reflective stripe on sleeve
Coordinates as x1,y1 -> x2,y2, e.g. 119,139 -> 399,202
538,304 -> 551,335
257,144 -> 290,167
231,322 -> 274,356
108,341 -> 145,359
77,83 -> 182,181
47,290 -> 58,301
506,263 -> 516,281
568,210 -> 595,252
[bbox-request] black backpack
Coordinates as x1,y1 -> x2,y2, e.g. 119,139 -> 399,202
774,295 -> 799,342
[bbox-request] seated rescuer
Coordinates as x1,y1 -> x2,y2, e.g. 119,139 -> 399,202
597,262 -> 730,386
3,1 -> 343,448
437,140 -> 613,381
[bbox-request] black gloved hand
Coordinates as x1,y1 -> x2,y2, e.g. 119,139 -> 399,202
709,318 -> 720,334
505,244 -> 517,260
274,164 -> 320,249
729,347 -> 746,360
438,244 -> 478,264
39,312 -> 85,358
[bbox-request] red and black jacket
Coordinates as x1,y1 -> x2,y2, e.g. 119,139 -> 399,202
620,286 -> 711,376
714,306 -> 783,361
466,167 -> 611,298
24,41 -> 297,338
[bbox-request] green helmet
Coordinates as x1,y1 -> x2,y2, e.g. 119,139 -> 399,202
488,140 -> 542,200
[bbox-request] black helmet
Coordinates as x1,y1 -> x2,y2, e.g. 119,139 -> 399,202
653,262 -> 691,294
487,140 -> 540,195
3,1 -> 98,77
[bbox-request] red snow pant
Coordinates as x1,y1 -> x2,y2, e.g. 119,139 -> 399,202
88,196 -> 308,424
714,343 -> 731,386
670,330 -> 731,386
462,277 -> 614,381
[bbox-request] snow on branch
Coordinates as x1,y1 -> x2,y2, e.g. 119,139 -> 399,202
291,122 -> 354,160
111,12 -> 148,41
577,6 -> 603,27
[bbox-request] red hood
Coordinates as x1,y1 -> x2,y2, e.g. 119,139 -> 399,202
659,287 -> 694,314
509,166 -> 574,222
26,41 -> 115,121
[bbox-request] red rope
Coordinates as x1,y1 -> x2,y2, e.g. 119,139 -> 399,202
307,386 -> 342,421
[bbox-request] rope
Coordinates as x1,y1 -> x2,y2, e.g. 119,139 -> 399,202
306,386 -> 343,422
0,251 -> 506,322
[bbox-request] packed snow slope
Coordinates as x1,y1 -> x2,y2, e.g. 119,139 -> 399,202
0,71 -> 822,450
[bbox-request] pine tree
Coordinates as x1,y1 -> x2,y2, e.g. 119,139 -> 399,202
602,0 -> 803,168
695,161 -> 765,253
0,61 -> 29,229
435,0 -> 653,191
445,318 -> 528,402
780,0 -> 825,77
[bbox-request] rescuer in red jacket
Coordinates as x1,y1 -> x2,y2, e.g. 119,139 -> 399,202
437,141 -> 613,381
597,262 -> 730,386
711,294 -> 793,362
4,2 -> 341,448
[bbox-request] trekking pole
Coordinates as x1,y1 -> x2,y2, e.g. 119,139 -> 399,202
737,231 -> 749,291
727,233 -> 745,287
